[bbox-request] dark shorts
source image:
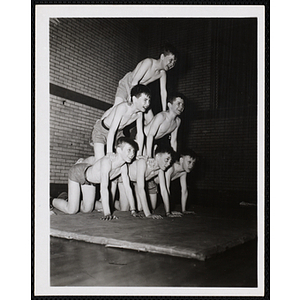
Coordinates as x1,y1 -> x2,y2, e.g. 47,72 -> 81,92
154,135 -> 171,148
91,119 -> 124,145
147,179 -> 158,194
68,163 -> 95,185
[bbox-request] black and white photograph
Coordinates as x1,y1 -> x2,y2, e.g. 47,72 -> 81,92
34,4 -> 266,297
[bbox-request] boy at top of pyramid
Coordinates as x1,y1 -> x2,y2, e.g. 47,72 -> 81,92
102,43 -> 177,124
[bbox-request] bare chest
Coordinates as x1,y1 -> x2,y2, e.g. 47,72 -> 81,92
119,112 -> 139,129
140,69 -> 161,85
156,119 -> 177,139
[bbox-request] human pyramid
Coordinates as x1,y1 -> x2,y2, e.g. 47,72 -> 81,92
52,43 -> 197,220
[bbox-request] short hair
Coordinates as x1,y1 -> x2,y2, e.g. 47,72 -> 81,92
167,92 -> 185,104
162,42 -> 178,59
116,137 -> 139,152
154,144 -> 175,160
180,149 -> 197,160
130,84 -> 151,100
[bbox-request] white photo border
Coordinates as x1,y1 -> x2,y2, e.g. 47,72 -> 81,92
35,4 -> 266,297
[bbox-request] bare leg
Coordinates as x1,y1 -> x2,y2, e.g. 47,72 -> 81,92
114,200 -> 121,210
53,179 -> 80,214
95,179 -> 117,212
93,143 -> 105,161
134,183 -> 142,211
80,184 -> 96,213
118,182 -> 130,211
111,180 -> 118,203
149,193 -> 157,212
94,200 -> 103,211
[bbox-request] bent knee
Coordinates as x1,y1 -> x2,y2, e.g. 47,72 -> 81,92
80,203 -> 94,213
66,207 -> 78,215
81,208 -> 93,213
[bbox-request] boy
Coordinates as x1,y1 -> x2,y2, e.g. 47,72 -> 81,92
115,145 -> 175,218
52,137 -> 138,220
144,94 -> 185,157
151,149 -> 197,214
102,43 -> 177,123
91,84 -> 151,160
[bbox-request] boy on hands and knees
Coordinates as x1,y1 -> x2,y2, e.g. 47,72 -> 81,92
151,149 -> 197,215
144,94 -> 185,158
102,43 -> 177,124
91,84 -> 151,161
116,145 -> 175,219
52,138 -> 139,220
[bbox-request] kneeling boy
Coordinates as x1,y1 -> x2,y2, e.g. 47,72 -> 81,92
52,137 -> 138,220
116,145 -> 175,218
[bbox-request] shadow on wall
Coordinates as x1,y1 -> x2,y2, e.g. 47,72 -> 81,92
177,94 -> 199,151
168,49 -> 191,91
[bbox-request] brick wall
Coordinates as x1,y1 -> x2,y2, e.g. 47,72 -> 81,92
49,18 -> 146,184
50,18 -> 143,104
49,18 -> 258,202
50,95 -> 100,183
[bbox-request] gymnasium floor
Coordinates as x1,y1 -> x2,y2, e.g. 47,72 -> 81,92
50,202 -> 258,287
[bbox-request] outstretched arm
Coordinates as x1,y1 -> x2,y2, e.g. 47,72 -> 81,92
165,166 -> 173,194
145,113 -> 164,157
180,173 -> 188,212
160,169 -> 182,217
136,160 -> 162,219
180,173 -> 195,214
170,118 -> 181,152
158,170 -> 170,215
135,112 -> 144,156
106,105 -> 125,154
120,165 -> 137,217
135,160 -> 151,217
159,71 -> 167,111
100,158 -> 116,220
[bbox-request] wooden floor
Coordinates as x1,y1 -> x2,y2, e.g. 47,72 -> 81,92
50,236 -> 257,287
50,202 -> 258,287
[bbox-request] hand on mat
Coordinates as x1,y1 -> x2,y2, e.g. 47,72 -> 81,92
136,211 -> 149,218
130,210 -> 140,218
147,214 -> 163,219
182,210 -> 196,215
166,212 -> 182,218
171,211 -> 183,216
101,214 -> 118,221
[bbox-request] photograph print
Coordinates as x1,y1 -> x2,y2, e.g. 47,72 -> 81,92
34,4 -> 266,297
